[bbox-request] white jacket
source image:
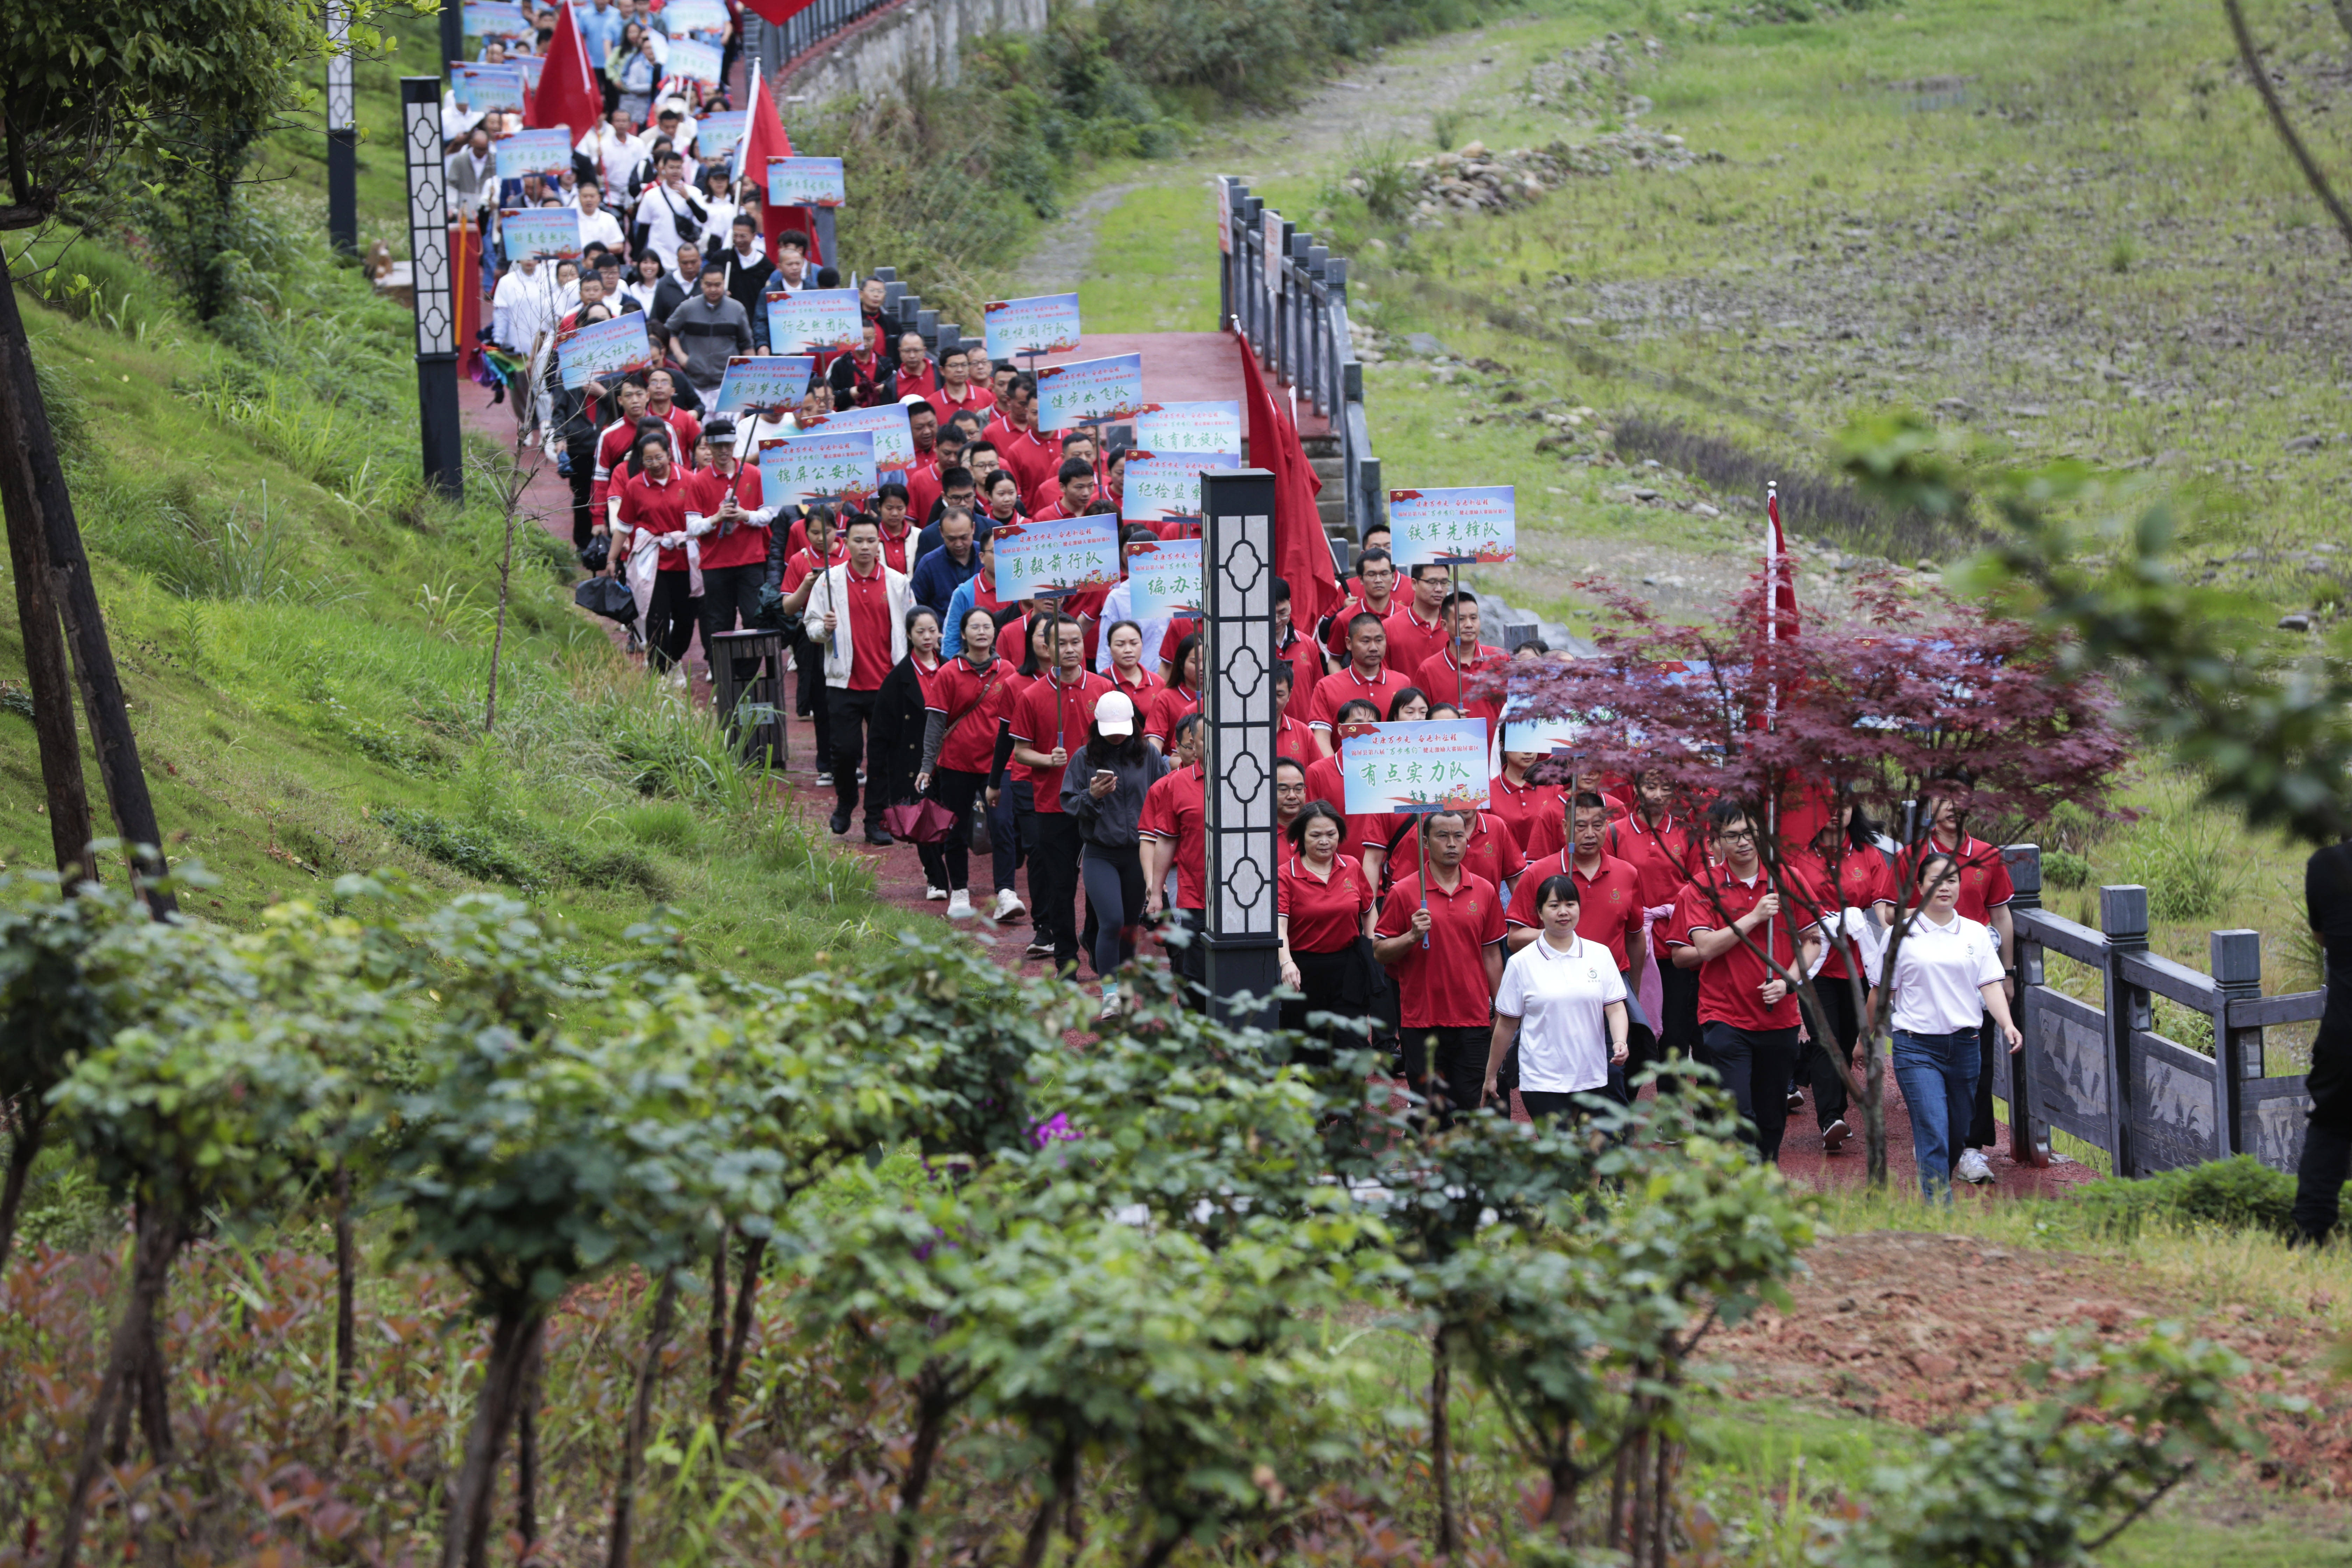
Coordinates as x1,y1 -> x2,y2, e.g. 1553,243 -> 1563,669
813,562 -> 916,689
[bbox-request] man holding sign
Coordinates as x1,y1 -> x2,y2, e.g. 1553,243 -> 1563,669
1372,809 -> 1505,1127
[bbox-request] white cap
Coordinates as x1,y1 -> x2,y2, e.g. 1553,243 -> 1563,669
899,392 -> 930,406
1096,690 -> 1138,739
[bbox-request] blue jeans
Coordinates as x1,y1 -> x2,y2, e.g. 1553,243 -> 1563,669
1892,1028 -> 1981,1202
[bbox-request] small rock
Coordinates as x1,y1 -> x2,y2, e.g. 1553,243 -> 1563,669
2286,433 -> 2324,453
2006,404 -> 2049,418
1405,332 -> 1450,357
1916,559 -> 1937,570
1692,502 -> 1721,518
2280,612 -> 2316,632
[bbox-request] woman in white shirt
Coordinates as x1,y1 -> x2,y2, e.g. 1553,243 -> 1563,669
1484,875 -> 1630,1124
1869,852 -> 2023,1201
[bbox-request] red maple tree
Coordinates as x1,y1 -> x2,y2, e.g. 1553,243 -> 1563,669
1479,564 -> 2131,1184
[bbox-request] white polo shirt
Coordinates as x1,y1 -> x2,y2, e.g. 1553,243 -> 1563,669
1494,932 -> 1627,1094
1878,909 -> 2003,1035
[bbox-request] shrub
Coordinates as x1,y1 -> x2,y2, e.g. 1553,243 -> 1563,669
2072,1154 -> 2338,1239
2042,847 -> 2091,890
2119,797 -> 2248,922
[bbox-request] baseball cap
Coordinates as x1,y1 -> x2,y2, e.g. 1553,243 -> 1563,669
1096,691 -> 1137,740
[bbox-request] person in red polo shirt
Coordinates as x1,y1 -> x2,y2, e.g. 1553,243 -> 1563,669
1382,564 -> 1450,680
926,342 -> 997,426
1491,748 -> 1565,855
1666,799 -> 1823,1163
1030,458 -> 1098,522
1307,615 -> 1413,757
902,400 -> 946,525
1507,791 -> 1648,1097
882,331 -> 939,403
1277,800 -> 1382,1064
1895,771 -> 2017,1183
1140,710 -> 1209,1002
1273,576 -> 1327,699
642,368 -> 702,462
590,378 -> 659,526
612,428 -> 699,678
1323,547 -> 1399,663
1009,614 -> 1113,974
1026,432 -> 1094,510
1368,805 -> 1526,907
1414,590 -> 1505,741
917,605 -> 1021,921
982,373 -> 1056,500
1303,698 -> 1386,864
1786,799 -> 1897,1154
685,415 -> 777,672
1604,769 -> 1708,1091
1374,807 -> 1507,1126
814,514 -> 918,845
868,483 -> 917,574
1272,664 -> 1315,764
1145,635 -> 1201,753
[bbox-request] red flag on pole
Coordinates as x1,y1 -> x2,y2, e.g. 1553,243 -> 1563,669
1233,326 -> 1340,638
526,2 -> 601,135
734,62 -> 821,265
740,0 -> 821,23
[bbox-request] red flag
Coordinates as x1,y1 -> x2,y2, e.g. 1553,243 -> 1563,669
734,62 -> 822,267
526,2 -> 601,136
740,0 -> 821,23
1233,328 -> 1340,638
1764,479 -> 1798,643
453,213 -> 483,381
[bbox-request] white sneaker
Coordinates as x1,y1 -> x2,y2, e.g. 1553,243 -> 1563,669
992,888 -> 1027,921
925,884 -> 948,901
1098,994 -> 1121,1022
1822,1118 -> 1851,1153
947,889 -> 974,918
815,771 -> 834,787
1953,1149 -> 1995,1185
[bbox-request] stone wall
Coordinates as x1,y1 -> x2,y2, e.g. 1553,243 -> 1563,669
760,0 -> 1049,105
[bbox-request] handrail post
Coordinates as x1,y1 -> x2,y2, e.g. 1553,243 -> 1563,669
2100,884 -> 2151,1178
2211,929 -> 2262,1159
2005,845 -> 2050,1167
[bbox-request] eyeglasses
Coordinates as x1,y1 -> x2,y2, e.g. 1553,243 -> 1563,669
1714,828 -> 1756,844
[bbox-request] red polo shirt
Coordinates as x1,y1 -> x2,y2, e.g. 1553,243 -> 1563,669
1415,645 -> 1505,733
1108,663 -> 1163,701
1896,833 -> 2015,923
983,419 -> 1056,498
876,520 -> 914,576
1138,762 -> 1206,910
615,466 -> 694,570
927,380 -> 996,428
1668,863 -> 1823,1031
1377,811 -> 1527,899
1377,869 -> 1506,1029
1307,664 -> 1414,735
1382,603 -> 1448,681
1525,794 -> 1633,862
1508,850 -> 1646,971
1605,812 -> 1704,910
1490,774 -> 1565,854
1146,684 -> 1199,749
1785,845 -> 1898,981
1277,628 -> 1325,713
905,455 -> 944,527
594,417 -> 682,511
684,465 -> 769,571
781,539 -> 846,594
1303,754 -> 1381,861
1274,712 -> 1316,766
925,654 -> 1017,775
1280,852 -> 1376,954
841,562 -> 895,690
1009,669 -> 1113,813
1324,586 -> 1398,661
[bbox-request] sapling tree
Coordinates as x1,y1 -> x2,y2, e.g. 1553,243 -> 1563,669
1490,567 -> 2128,1183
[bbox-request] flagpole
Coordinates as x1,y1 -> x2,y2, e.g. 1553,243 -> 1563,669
1764,478 -> 1779,976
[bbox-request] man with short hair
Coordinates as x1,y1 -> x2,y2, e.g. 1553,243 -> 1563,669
769,229 -> 811,294
573,178 -> 626,255
446,125 -> 495,220
1374,807 -> 1506,1126
1325,547 -> 1399,662
826,327 -> 889,409
981,374 -> 1055,499
927,342 -> 995,425
632,148 -> 707,264
716,214 -> 773,323
903,400 -> 944,525
1010,616 -> 1114,970
914,467 -> 980,556
1027,432 -> 1097,512
1384,564 -> 1450,679
640,367 -> 702,458
884,331 -> 938,403
1666,800 -> 1823,1163
665,261 -> 754,402
1306,614 -> 1413,757
911,507 -> 982,620
1415,589 -> 1504,739
579,106 -> 646,201
813,515 -> 917,845
1274,756 -> 1309,838
591,378 -> 660,524
1031,459 -> 1097,523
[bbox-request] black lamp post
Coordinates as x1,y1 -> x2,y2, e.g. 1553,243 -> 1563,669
402,77 -> 464,499
326,0 -> 357,255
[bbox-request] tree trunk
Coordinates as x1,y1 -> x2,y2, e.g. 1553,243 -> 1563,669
1546,1459 -> 1578,1544
440,1308 -> 539,1568
891,1365 -> 956,1568
53,1199 -> 181,1568
606,1271 -> 679,1568
0,468 -> 93,881
1016,1435 -> 1077,1568
0,270 -> 174,915
515,1327 -> 544,1556
707,1240 -> 728,1386
333,1162 -> 356,1457
712,1233 -> 766,1438
0,1097 -> 47,1279
1430,1330 -> 1459,1559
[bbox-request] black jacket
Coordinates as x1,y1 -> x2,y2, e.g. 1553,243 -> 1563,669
871,656 -> 936,807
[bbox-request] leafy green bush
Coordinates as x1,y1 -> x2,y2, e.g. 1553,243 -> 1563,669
2042,847 -> 2091,890
2072,1154 -> 2344,1239
2119,794 -> 2249,922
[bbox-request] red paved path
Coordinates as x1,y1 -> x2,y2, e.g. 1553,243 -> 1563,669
460,371 -> 2087,1204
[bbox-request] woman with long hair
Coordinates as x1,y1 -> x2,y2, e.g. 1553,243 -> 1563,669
1386,687 -> 1431,723
872,607 -> 944,873
1147,633 -> 1201,752
1060,689 -> 1170,1019
1277,801 -> 1382,1064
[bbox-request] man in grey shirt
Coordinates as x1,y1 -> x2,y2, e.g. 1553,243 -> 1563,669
664,261 -> 754,402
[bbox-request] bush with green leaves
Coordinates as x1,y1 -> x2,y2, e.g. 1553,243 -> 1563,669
1834,1327 -> 2259,1568
2074,1152 -> 2351,1240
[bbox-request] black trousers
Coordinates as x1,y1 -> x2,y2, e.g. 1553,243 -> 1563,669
697,563 -> 765,657
566,438 -> 597,548
2293,1118 -> 2352,1244
1702,1022 -> 1802,1162
1081,842 -> 1147,981
646,571 -> 698,674
1030,811 -> 1085,969
825,686 -> 886,824
1401,1024 -> 1489,1128
1968,1011 -> 1999,1149
1521,1088 -> 1605,1126
920,766 -> 988,892
1640,960 -> 1704,1096
1804,976 -> 1864,1129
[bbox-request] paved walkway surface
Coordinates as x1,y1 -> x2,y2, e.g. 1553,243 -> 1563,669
459,372 -> 2091,1204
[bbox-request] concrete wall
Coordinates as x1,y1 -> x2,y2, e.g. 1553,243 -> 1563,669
764,0 -> 1049,105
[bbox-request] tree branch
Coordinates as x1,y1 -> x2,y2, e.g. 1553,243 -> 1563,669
2081,1461 -> 2197,1552
2224,0 -> 2352,258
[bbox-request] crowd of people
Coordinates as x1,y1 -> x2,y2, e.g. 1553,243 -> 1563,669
451,12 -> 2031,1194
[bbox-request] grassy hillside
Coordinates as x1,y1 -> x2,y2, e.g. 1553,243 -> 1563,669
1,218 -> 910,967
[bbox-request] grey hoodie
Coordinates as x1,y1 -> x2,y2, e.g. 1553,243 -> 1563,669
1060,743 -> 1170,848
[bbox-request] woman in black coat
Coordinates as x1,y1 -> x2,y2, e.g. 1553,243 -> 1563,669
870,606 -> 944,859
